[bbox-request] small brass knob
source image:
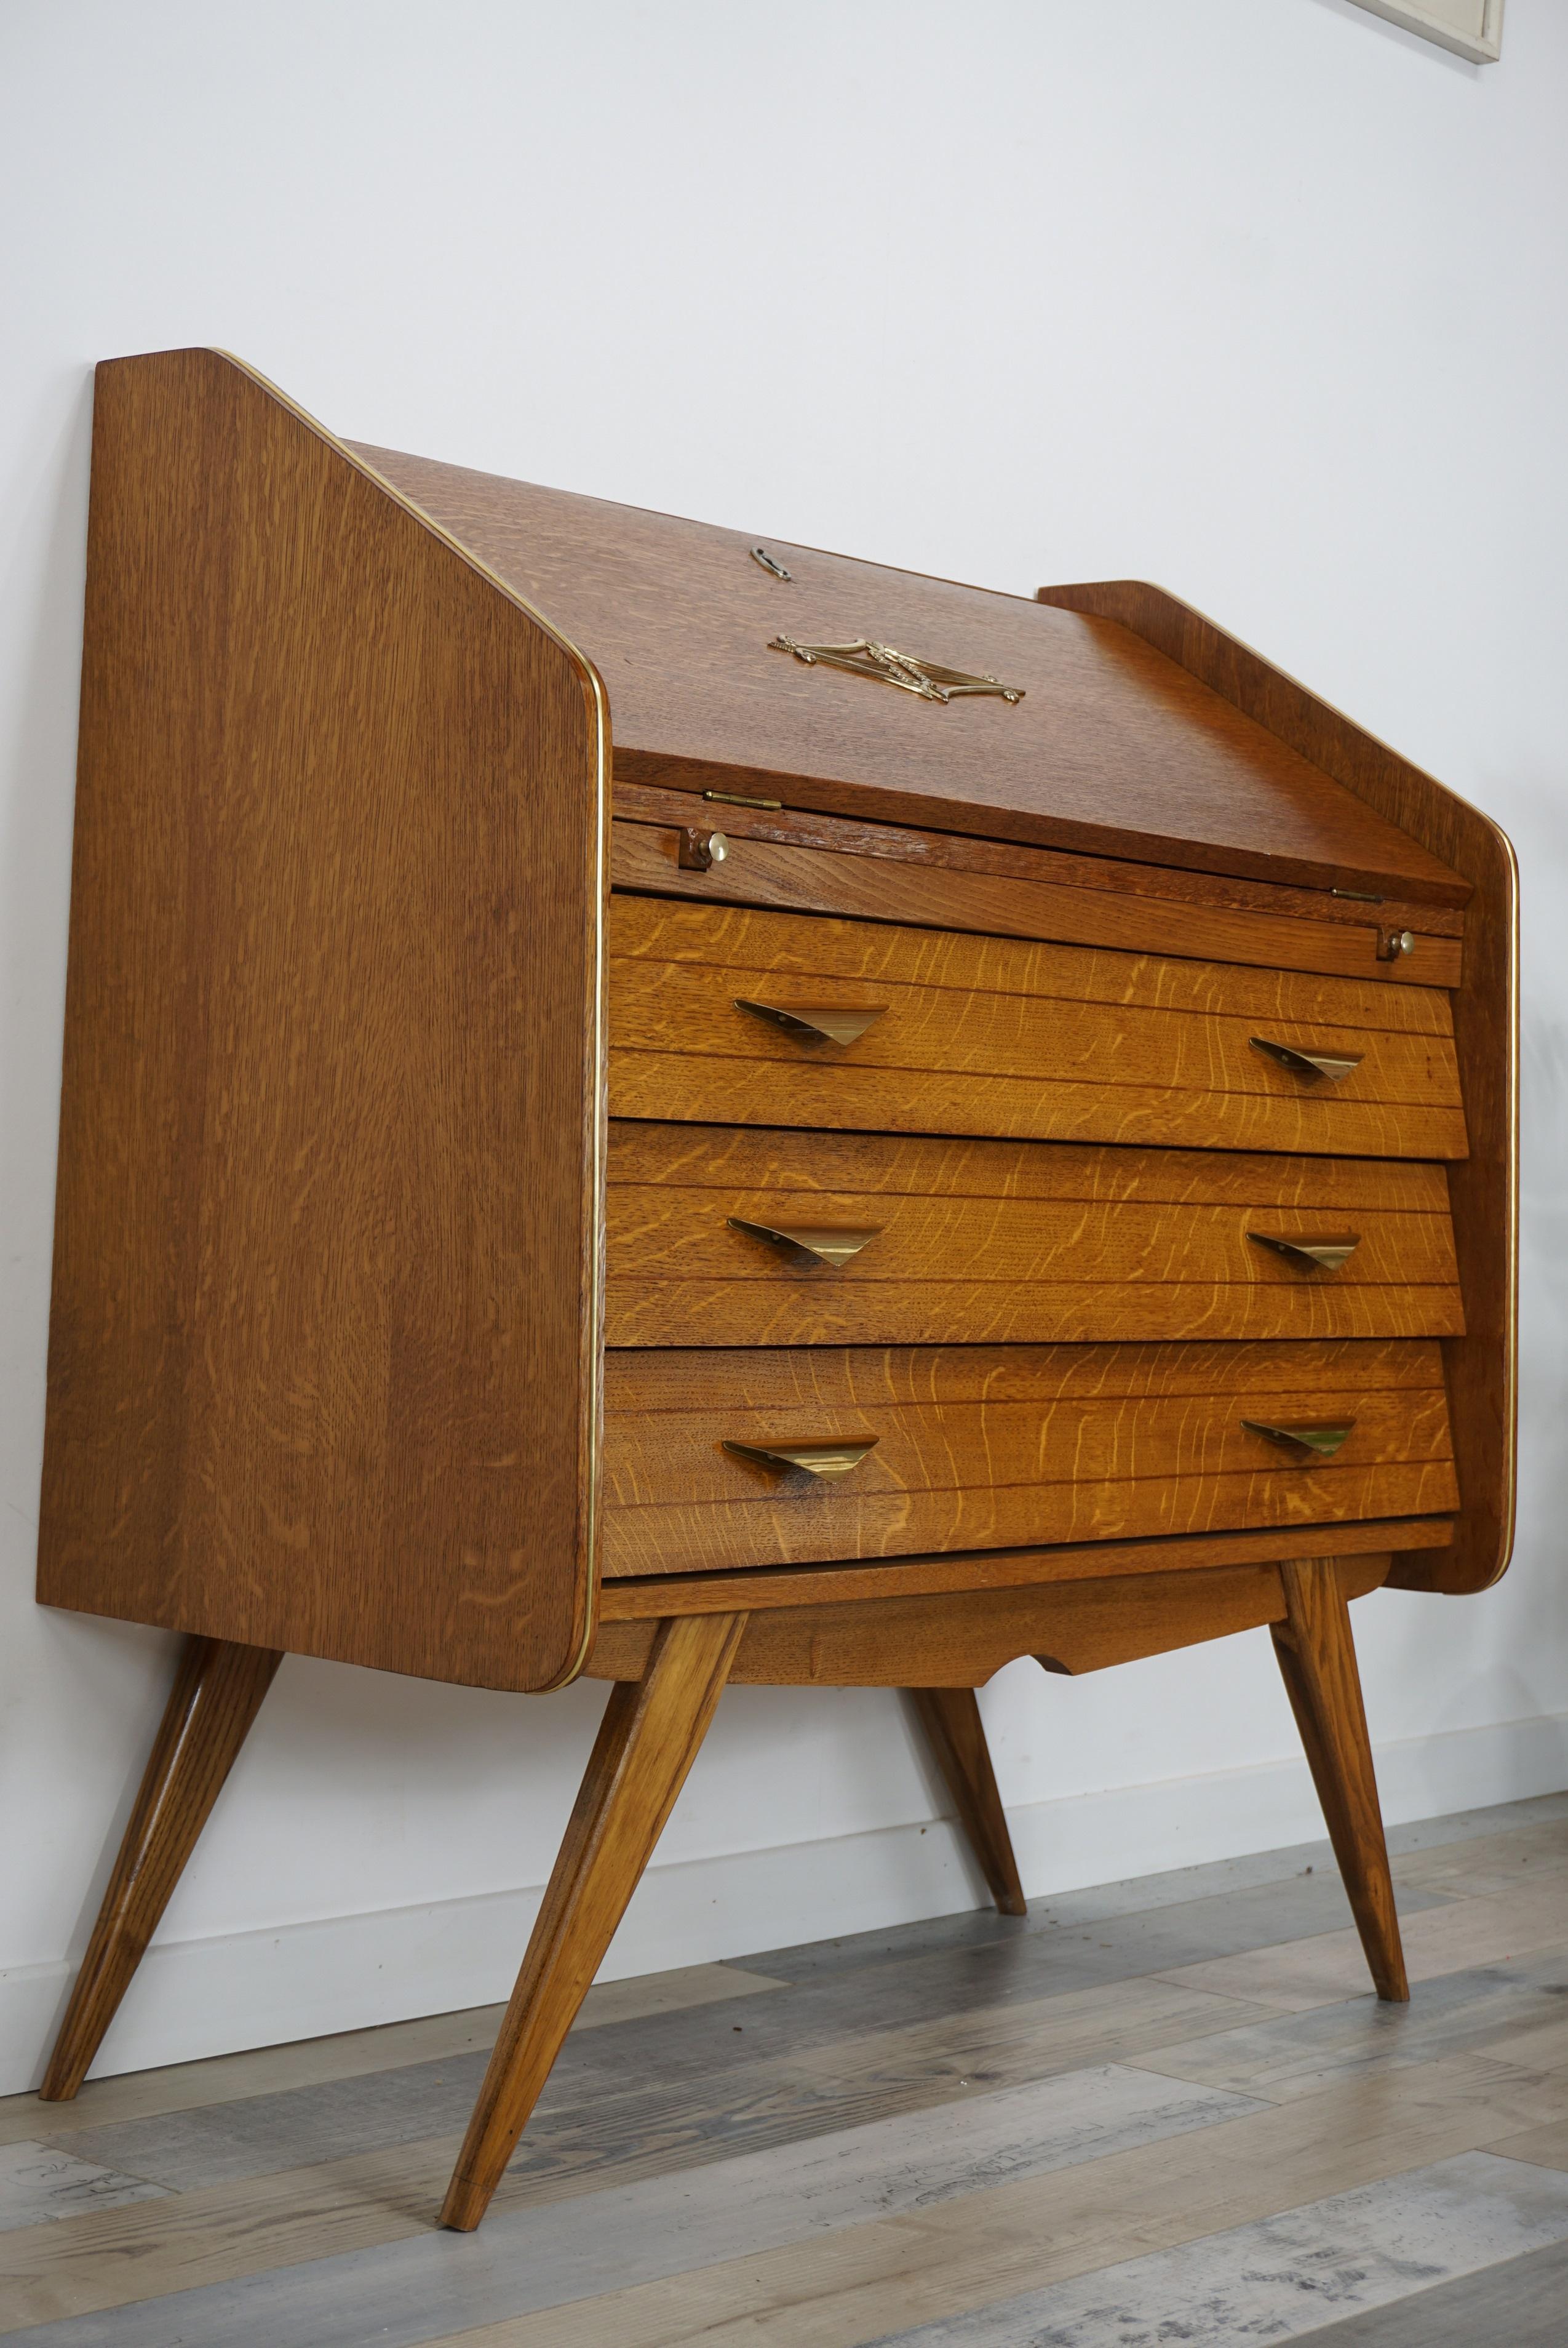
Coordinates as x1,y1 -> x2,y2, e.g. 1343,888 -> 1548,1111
677,826 -> 729,872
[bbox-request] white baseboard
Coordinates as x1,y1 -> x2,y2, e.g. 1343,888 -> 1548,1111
5,1707 -> 1565,2094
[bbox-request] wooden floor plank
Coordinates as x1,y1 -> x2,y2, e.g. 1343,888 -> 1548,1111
0,2066 -> 1263,2336
38,1875 -> 1439,2198
40,2050 -> 1565,2348
1270,2224 -> 1568,2347
1487,2114 -> 1568,2172
1391,1816 -> 1568,1900
4,1795 -> 1563,2346
1156,1875 -> 1568,2011
399,2059 -> 1568,2348
28,1974 -> 1250,2199
0,1983 -> 1270,2328
0,2143 -> 165,2235
741,1801 -> 1565,1990
810,2149 -> 1568,2347
1128,1944 -> 1568,2102
0,1963 -> 783,2150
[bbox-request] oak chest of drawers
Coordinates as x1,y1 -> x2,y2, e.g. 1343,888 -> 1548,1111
35,350 -> 1516,2230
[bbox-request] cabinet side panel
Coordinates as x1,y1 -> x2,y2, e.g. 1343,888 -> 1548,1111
1037,580 -> 1516,1594
38,350 -> 605,1691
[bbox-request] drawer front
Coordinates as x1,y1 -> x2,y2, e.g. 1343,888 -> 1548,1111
608,898 -> 1467,1160
606,1124 -> 1464,1348
611,801 -> 1467,990
601,1338 -> 1459,1578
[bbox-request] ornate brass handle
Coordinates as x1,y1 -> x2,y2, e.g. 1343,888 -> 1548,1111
1241,1418 -> 1356,1460
722,1437 -> 878,1479
728,1216 -> 882,1268
1251,1037 -> 1364,1082
770,637 -> 1024,705
1247,1232 -> 1361,1274
734,998 -> 888,1046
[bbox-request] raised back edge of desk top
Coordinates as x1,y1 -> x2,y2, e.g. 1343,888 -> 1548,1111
1035,580 -> 1516,1595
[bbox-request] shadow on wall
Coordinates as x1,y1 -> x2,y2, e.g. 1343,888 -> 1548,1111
1,369 -> 94,1480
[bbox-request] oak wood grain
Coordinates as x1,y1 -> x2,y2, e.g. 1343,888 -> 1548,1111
605,1123 -> 1462,1348
440,1611 -> 746,2230
36,349 -> 607,1693
1271,1558 -> 1409,2002
40,1638 -> 283,2101
611,895 -> 1457,1032
597,1515 -> 1453,1619
346,442 -> 1467,903
584,1555 -> 1391,1687
613,1054 -> 1467,1163
1035,578 -> 1516,1594
610,1274 -> 1462,1352
610,1385 -> 1449,1503
600,1340 -> 1457,1577
608,1120 -> 1455,1212
614,781 -> 1468,939
613,820 -> 1463,990
608,901 -> 1467,1161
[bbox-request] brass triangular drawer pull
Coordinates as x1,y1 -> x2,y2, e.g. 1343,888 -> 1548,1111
734,998 -> 888,1046
1241,1418 -> 1357,1460
1251,1037 -> 1364,1082
722,1437 -> 879,1479
1247,1233 -> 1361,1273
727,1217 -> 883,1268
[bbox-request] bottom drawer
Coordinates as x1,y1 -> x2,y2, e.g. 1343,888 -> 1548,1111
600,1338 -> 1457,1578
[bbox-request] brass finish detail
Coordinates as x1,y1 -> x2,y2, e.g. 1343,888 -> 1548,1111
1241,1418 -> 1358,1460
703,789 -> 781,809
1377,927 -> 1417,960
1251,1036 -> 1364,1082
750,546 -> 793,580
734,997 -> 888,1046
770,637 -> 1024,706
722,1436 -> 879,1479
727,1216 -> 883,1268
1331,888 -> 1384,903
677,826 -> 728,872
1248,1232 -> 1362,1274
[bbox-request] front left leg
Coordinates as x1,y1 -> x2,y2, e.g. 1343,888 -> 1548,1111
441,1610 -> 747,2231
41,1635 -> 284,2099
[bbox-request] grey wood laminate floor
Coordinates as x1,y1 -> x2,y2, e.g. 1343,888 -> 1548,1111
3,1789 -> 1567,2345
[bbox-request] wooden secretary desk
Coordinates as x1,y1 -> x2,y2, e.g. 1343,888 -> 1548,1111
36,349 -> 1516,2231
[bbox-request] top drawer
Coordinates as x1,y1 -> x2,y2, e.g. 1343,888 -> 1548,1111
609,898 -> 1467,1160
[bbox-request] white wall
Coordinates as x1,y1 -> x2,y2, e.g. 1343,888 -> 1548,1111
4,0 -> 1566,2092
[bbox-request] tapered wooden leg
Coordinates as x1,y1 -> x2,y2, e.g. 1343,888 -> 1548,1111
441,1610 -> 747,2231
1272,1560 -> 1408,2003
40,1635 -> 284,2100
907,1687 -> 1027,1917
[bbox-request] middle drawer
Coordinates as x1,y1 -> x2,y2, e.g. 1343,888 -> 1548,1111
605,1123 -> 1463,1349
